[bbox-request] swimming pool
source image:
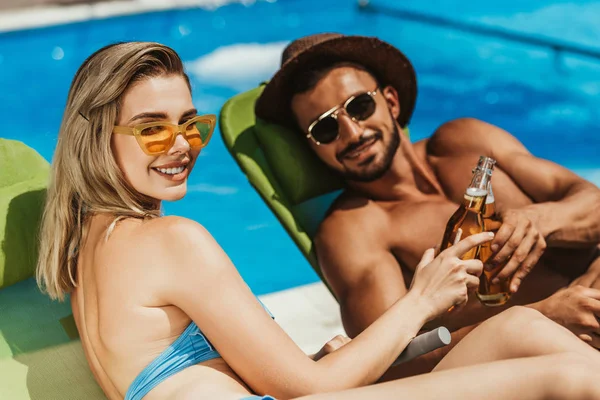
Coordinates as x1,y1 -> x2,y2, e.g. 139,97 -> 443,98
1,0 -> 598,295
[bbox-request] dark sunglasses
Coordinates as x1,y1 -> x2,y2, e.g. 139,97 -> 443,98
306,89 -> 378,145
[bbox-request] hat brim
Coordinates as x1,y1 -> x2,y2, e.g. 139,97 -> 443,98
255,35 -> 417,130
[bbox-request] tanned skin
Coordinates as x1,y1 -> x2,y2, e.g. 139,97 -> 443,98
291,66 -> 600,379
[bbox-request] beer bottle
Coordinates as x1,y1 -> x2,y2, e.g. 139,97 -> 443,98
440,158 -> 490,260
476,158 -> 511,306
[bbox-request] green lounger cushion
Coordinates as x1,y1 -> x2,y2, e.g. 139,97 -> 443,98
0,139 -> 104,399
221,85 -> 323,280
0,278 -> 103,399
0,138 -> 49,290
254,116 -> 344,205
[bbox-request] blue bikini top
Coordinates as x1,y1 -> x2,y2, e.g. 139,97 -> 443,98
125,301 -> 273,400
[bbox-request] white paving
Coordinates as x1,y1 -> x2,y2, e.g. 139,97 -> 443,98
258,282 -> 346,354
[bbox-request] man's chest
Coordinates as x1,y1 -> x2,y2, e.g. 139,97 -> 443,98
386,198 -> 456,271
386,158 -> 535,270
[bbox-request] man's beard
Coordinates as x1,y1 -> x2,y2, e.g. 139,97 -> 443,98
340,122 -> 400,183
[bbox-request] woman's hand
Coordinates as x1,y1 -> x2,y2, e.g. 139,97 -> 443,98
409,232 -> 494,320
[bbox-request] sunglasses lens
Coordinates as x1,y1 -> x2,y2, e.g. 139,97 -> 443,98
309,92 -> 376,145
346,93 -> 376,121
311,116 -> 339,144
184,120 -> 214,148
139,125 -> 174,154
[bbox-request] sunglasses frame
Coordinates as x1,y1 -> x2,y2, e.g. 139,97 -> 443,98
306,89 -> 378,145
113,114 -> 217,155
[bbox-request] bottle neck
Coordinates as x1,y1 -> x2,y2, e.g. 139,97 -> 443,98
466,168 -> 490,196
480,175 -> 499,217
474,156 -> 496,199
463,161 -> 493,212
476,156 -> 496,172
482,185 -> 496,218
485,181 -> 495,204
462,189 -> 487,212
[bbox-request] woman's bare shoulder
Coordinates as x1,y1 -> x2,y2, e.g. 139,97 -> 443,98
136,215 -> 209,239
111,215 -> 210,245
100,216 -> 220,280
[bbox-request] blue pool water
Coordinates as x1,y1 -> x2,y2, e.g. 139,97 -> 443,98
1,0 -> 599,294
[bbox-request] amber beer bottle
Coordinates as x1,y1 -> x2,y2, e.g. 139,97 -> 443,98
476,158 -> 511,306
440,160 -> 490,260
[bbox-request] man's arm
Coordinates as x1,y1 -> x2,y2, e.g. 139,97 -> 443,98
314,203 -> 407,338
493,143 -> 600,248
436,118 -> 600,248
431,118 -> 600,291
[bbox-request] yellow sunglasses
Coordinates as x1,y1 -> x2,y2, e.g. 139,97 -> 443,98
113,114 -> 216,156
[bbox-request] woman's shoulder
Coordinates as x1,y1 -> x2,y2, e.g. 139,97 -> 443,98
108,214 -> 206,241
102,216 -> 219,275
138,215 -> 209,238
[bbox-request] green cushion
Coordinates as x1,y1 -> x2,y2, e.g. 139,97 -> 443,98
0,341 -> 103,399
0,139 -> 50,290
220,86 -> 325,281
0,278 -> 103,399
0,139 -> 104,398
254,116 -> 344,205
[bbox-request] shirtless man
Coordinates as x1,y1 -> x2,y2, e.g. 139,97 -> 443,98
255,33 -> 600,375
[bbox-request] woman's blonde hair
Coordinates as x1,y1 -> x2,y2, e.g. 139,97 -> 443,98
37,42 -> 191,300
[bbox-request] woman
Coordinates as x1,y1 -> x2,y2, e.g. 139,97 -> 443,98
37,42 -> 600,400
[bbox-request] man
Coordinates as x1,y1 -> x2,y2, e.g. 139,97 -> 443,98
255,33 -> 600,375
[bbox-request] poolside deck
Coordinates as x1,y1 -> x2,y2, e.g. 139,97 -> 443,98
0,0 -> 246,33
0,0 -> 110,11
259,283 -> 346,354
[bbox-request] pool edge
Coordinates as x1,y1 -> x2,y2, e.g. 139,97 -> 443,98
0,0 -> 265,33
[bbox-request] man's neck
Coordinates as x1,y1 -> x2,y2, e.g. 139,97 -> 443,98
347,137 -> 443,201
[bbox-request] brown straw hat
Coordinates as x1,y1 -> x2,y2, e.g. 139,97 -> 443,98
255,33 -> 417,129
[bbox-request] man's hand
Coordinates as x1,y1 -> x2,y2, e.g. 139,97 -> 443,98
489,207 -> 547,293
533,285 -> 600,348
311,335 -> 351,361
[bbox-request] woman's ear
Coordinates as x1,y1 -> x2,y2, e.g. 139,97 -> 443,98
382,85 -> 400,120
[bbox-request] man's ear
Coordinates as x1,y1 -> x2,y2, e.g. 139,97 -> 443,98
382,85 -> 400,120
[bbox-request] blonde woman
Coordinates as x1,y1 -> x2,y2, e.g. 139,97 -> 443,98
37,42 -> 600,400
